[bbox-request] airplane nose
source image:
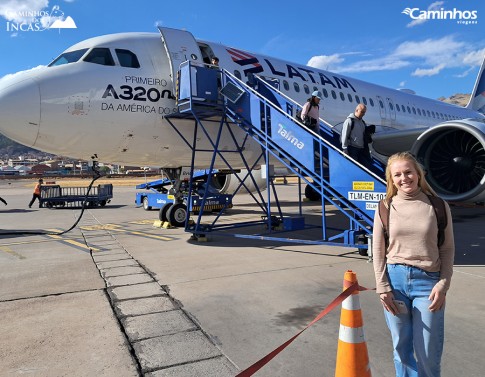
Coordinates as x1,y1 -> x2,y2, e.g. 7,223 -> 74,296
0,76 -> 40,147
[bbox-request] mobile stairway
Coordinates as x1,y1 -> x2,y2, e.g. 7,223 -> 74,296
165,61 -> 387,251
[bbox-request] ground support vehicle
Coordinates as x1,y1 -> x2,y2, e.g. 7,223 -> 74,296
135,171 -> 233,227
40,184 -> 113,208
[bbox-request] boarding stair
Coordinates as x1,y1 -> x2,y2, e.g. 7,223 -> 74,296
166,61 -> 387,249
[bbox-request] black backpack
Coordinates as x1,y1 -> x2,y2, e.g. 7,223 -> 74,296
296,100 -> 317,128
378,195 -> 447,248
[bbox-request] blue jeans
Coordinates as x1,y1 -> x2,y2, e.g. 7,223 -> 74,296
385,264 -> 445,377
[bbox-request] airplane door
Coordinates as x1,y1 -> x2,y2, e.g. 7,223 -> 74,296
386,97 -> 396,121
157,27 -> 203,87
376,95 -> 387,120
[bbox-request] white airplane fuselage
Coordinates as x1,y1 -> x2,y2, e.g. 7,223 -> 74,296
1,28 -> 485,202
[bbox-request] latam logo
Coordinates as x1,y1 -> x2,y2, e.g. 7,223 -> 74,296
277,123 -> 304,150
226,48 -> 264,76
402,7 -> 478,24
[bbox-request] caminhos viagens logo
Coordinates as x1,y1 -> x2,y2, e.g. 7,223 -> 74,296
402,6 -> 478,25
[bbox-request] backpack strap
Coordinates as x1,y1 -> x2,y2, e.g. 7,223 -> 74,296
378,198 -> 391,250
427,195 -> 447,247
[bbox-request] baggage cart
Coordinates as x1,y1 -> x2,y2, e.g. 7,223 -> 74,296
40,184 -> 113,208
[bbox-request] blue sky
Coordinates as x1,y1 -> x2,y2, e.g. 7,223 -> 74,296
0,0 -> 483,100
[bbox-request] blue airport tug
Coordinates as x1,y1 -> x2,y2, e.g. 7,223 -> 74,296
135,170 -> 233,227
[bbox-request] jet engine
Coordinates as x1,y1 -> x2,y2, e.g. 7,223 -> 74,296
207,169 -> 268,195
411,119 -> 485,203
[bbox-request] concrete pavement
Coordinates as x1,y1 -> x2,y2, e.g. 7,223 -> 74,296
0,178 -> 484,376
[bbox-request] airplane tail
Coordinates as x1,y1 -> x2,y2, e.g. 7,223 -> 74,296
466,54 -> 485,114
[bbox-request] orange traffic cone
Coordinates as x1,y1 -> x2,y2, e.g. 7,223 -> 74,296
335,270 -> 371,377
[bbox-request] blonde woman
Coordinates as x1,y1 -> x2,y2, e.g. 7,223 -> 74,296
373,152 -> 455,377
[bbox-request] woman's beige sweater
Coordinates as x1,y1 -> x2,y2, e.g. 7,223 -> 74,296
373,189 -> 455,294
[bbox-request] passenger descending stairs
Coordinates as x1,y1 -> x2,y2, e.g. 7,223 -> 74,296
171,61 -> 387,248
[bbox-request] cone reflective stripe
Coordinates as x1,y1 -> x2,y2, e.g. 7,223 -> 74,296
335,270 -> 371,377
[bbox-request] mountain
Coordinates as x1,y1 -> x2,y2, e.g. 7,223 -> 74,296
0,134 -> 54,160
438,93 -> 470,107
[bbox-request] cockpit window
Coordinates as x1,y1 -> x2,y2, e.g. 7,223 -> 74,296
48,49 -> 89,67
83,48 -> 115,66
115,49 -> 140,68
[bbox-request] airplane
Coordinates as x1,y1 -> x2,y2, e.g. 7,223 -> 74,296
0,26 -> 484,206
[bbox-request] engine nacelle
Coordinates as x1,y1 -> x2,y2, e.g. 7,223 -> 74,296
208,169 -> 268,194
411,119 -> 485,203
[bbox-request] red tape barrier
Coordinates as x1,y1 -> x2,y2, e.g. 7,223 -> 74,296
236,282 -> 374,377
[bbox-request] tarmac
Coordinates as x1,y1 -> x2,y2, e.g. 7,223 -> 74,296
0,178 -> 484,377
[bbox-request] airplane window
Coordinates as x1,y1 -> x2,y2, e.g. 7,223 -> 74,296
347,94 -> 353,103
379,99 -> 384,108
283,80 -> 289,91
362,97 -> 367,106
396,104 -> 401,112
389,102 -> 394,111
412,107 -> 416,114
234,70 -> 242,80
427,110 -> 431,117
115,49 -> 140,68
417,108 -> 422,116
293,82 -> 300,92
407,106 -> 411,113
84,48 -> 115,66
340,92 -> 345,101
303,84 -> 310,94
331,90 -> 337,99
48,48 -> 89,66
369,98 -> 374,107
322,88 -> 328,98
355,95 -> 360,103
313,86 -> 318,92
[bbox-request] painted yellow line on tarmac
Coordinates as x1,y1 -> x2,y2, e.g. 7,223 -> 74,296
65,239 -> 98,251
97,226 -> 175,241
45,235 -> 99,252
80,223 -> 175,241
80,224 -> 121,231
109,228 -> 174,241
45,229 -> 99,252
0,239 -> 60,247
129,220 -> 156,225
0,246 -> 26,259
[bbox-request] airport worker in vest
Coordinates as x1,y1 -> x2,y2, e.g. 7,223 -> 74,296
300,90 -> 321,131
28,178 -> 43,208
341,103 -> 369,165
372,151 -> 455,377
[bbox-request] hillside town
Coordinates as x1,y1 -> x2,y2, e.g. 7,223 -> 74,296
0,136 -> 159,177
